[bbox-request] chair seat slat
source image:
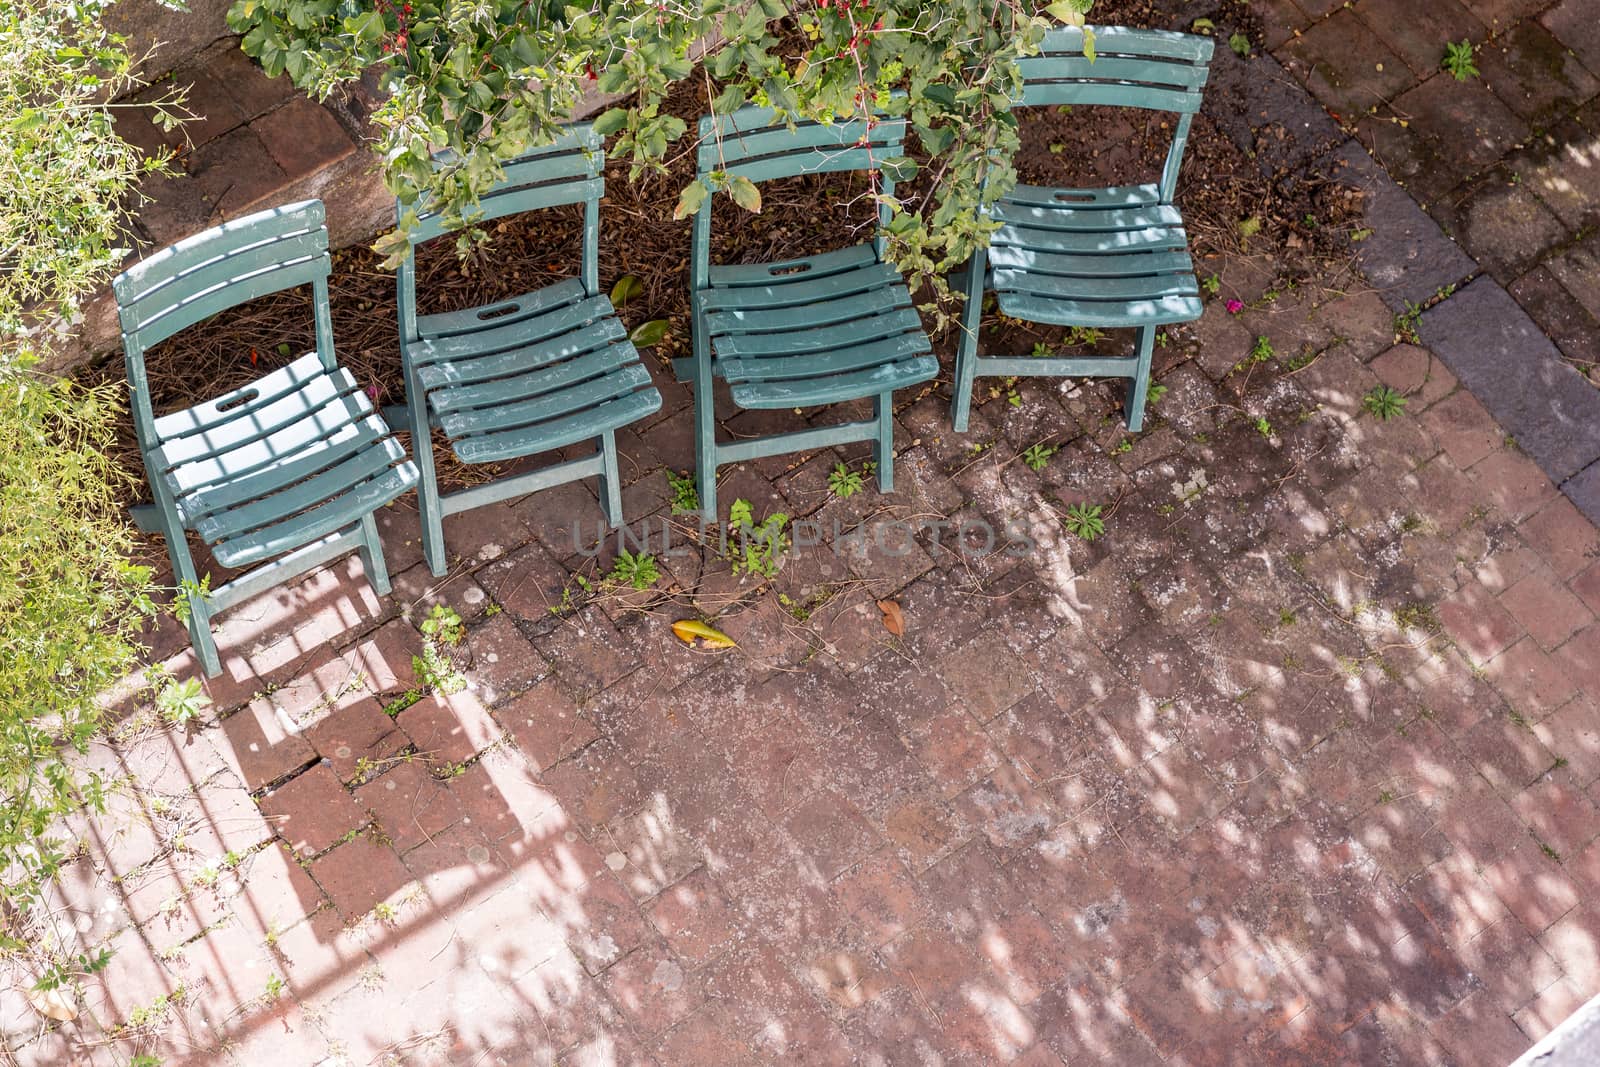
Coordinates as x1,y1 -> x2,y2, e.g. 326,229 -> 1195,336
714,308 -> 924,357
699,260 -> 903,313
152,351 -> 328,442
212,462 -> 418,569
175,416 -> 387,522
993,290 -> 1203,328
987,246 -> 1195,279
195,436 -> 408,544
1001,183 -> 1162,209
416,317 -> 626,393
430,340 -> 637,416
992,268 -> 1198,301
439,361 -> 653,438
707,245 -> 879,288
414,277 -> 590,339
151,366 -> 358,470
1040,25 -> 1216,63
453,390 -> 662,465
992,201 -> 1186,232
991,223 -> 1189,255
161,390 -> 375,495
1015,54 -> 1209,88
410,291 -> 614,364
702,284 -> 908,336
723,332 -> 932,384
730,356 -> 938,410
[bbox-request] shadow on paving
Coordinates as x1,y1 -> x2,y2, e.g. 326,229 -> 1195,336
11,306 -> 1600,1065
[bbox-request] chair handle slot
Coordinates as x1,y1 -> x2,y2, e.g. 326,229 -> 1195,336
477,301 -> 521,321
769,263 -> 813,276
215,388 -> 260,413
1054,192 -> 1096,203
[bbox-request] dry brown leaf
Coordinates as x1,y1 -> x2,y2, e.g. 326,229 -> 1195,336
877,599 -> 905,637
27,987 -> 77,1022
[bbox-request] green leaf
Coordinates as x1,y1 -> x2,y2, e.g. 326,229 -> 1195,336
1191,18 -> 1216,34
629,319 -> 670,347
1229,33 -> 1251,57
879,156 -> 919,183
346,11 -> 384,43
727,175 -> 762,213
610,274 -> 643,307
673,179 -> 709,221
592,108 -> 629,137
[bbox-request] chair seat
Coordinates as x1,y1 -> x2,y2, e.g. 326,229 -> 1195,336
988,183 -> 1204,329
150,352 -> 418,569
695,244 -> 938,409
407,278 -> 663,465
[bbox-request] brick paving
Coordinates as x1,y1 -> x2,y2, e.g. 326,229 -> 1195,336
14,5 -> 1600,1066
12,271 -> 1599,1064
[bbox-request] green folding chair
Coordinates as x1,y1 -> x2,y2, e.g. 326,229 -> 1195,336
952,26 -> 1216,432
397,123 -> 662,576
113,200 -> 419,678
684,105 -> 939,522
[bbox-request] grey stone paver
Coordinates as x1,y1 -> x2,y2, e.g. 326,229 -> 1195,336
1421,277 -> 1600,488
1323,140 -> 1478,310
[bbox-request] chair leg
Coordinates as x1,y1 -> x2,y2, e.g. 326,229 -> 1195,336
597,431 -> 624,528
951,248 -> 986,433
358,512 -> 393,596
874,392 -> 895,493
406,378 -> 448,577
691,336 -> 719,525
155,503 -> 220,678
1125,326 -> 1157,433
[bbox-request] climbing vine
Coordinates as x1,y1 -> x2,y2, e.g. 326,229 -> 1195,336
227,0 -> 1096,289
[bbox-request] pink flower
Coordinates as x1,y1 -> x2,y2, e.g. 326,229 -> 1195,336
1225,299 -> 1244,314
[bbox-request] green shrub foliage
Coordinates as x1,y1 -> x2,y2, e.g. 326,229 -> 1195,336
0,0 -> 179,920
227,0 -> 1097,295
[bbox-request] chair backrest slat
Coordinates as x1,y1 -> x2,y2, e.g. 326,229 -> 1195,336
696,109 -> 908,182
1021,27 -> 1213,112
399,123 -> 603,342
113,200 -> 337,457
691,106 -> 905,291
405,126 -> 604,243
114,201 -> 330,352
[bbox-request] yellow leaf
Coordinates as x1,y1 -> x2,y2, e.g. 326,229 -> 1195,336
671,619 -> 737,649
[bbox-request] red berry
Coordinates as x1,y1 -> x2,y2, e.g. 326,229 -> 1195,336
873,18 -> 882,30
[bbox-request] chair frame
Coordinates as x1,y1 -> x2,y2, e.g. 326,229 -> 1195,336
952,25 -> 1216,433
115,201 -> 404,677
682,104 -> 928,522
397,124 -> 648,576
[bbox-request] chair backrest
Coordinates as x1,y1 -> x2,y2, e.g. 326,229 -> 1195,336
397,123 -> 604,342
1018,26 -> 1214,201
113,199 -> 334,453
690,105 -> 908,290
